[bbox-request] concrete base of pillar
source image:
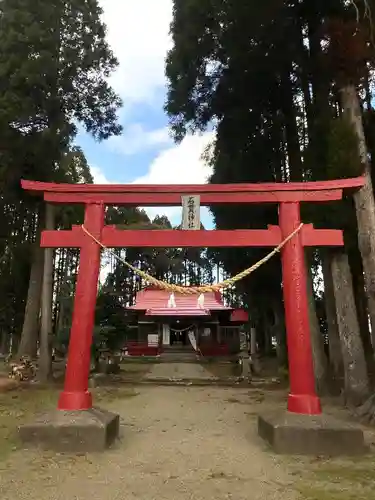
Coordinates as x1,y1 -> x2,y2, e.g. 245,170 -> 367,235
258,410 -> 367,456
19,407 -> 120,452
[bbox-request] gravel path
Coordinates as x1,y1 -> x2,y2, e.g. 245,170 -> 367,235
0,386 -> 299,500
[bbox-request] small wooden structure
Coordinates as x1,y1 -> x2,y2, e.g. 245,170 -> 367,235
124,288 -> 248,356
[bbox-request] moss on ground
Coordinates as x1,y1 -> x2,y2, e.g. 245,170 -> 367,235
0,388 -> 56,460
298,485 -> 363,500
294,456 -> 375,500
0,385 -> 138,461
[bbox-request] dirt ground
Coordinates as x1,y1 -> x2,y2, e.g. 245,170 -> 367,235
0,383 -> 374,500
0,359 -> 375,500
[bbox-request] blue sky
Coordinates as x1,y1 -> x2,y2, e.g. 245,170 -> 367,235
76,0 -> 214,227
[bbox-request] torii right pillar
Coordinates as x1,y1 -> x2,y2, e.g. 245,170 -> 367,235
280,202 -> 321,415
258,200 -> 366,455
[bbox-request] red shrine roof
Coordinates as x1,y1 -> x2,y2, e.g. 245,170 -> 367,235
128,288 -> 232,317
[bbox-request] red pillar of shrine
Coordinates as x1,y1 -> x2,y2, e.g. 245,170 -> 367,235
58,203 -> 105,411
279,202 -> 322,415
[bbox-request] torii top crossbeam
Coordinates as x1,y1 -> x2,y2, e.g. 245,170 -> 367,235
21,177 -> 364,205
21,177 -> 365,249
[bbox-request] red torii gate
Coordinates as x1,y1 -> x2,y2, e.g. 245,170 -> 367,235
22,176 -> 365,417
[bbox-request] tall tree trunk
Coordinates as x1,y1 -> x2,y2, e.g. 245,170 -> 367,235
331,251 -> 370,406
262,310 -> 274,357
306,260 -> 328,394
39,204 -> 55,382
17,207 -> 45,359
340,84 -> 375,350
273,298 -> 287,367
349,247 -> 374,364
0,331 -> 7,354
349,244 -> 375,386
281,67 -> 304,182
321,251 -> 343,379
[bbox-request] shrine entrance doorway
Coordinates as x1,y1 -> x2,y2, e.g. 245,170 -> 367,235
21,176 -> 365,419
170,326 -> 188,346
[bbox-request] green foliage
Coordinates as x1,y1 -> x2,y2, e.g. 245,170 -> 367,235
56,291 -> 129,355
0,0 -> 122,137
0,0 -> 122,191
59,147 -> 94,184
94,293 -> 130,352
0,0 -> 122,353
165,0 -> 374,340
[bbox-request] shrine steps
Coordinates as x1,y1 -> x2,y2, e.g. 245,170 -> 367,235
158,345 -> 196,362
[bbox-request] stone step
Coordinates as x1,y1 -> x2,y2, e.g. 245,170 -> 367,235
162,346 -> 195,353
160,353 -> 198,363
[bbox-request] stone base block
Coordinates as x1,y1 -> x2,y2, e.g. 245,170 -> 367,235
19,407 -> 120,452
258,411 -> 367,456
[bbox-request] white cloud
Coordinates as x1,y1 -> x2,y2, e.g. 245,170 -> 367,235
134,132 -> 214,222
134,132 -> 213,185
99,0 -> 172,104
91,131 -> 215,225
90,165 -> 111,184
107,124 -> 171,156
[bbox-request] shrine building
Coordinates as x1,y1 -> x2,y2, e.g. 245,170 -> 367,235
125,288 -> 248,357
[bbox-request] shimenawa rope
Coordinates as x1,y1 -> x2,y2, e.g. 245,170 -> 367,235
81,223 -> 303,295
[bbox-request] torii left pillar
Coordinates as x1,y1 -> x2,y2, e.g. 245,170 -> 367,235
19,202 -> 120,452
58,203 -> 104,410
